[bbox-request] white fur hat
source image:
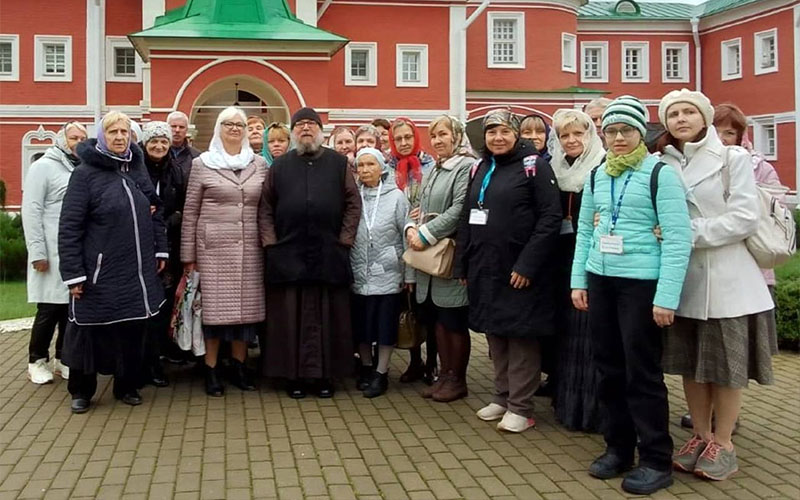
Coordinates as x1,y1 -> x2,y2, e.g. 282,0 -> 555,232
658,88 -> 714,127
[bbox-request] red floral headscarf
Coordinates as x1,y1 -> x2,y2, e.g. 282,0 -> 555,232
388,117 -> 423,191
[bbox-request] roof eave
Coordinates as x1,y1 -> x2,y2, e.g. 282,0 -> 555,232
128,35 -> 348,61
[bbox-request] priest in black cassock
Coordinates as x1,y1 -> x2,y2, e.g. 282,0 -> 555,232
259,107 -> 362,399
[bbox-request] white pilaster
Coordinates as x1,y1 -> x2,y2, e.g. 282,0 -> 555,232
296,0 -> 318,27
86,0 -> 105,124
450,6 -> 467,122
793,4 -> 800,200
141,0 -> 165,109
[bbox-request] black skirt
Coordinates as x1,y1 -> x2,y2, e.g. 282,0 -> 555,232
203,323 -> 260,342
61,320 -> 146,378
351,293 -> 401,346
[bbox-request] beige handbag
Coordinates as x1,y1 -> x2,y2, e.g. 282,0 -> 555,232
402,213 -> 456,278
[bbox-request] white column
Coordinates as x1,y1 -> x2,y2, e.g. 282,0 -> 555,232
296,0 -> 318,27
793,4 -> 800,200
449,5 -> 467,122
140,0 -> 165,108
86,0 -> 105,125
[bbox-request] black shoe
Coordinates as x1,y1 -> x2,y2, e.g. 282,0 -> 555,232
71,398 -> 90,414
205,365 -> 225,397
121,391 -> 143,406
363,372 -> 388,399
147,366 -> 170,388
287,381 -> 306,399
317,379 -> 335,398
229,360 -> 256,391
681,413 -> 693,429
588,452 -> 634,479
621,466 -> 673,495
399,362 -> 425,383
356,365 -> 372,390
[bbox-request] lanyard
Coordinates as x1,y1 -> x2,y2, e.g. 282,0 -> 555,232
477,158 -> 497,210
609,170 -> 634,234
359,181 -> 383,240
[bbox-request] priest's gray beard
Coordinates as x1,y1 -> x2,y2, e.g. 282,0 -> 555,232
294,131 -> 325,156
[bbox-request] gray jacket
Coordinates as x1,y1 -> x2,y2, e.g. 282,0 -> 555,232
351,179 -> 410,295
406,154 -> 474,308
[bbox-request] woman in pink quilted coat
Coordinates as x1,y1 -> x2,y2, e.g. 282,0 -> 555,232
181,106 -> 267,397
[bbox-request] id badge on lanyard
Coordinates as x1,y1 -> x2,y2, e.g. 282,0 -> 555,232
471,158 -> 495,226
600,171 -> 633,255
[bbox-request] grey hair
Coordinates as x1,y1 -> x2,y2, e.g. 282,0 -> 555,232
294,129 -> 325,155
584,98 -> 612,113
166,111 -> 190,124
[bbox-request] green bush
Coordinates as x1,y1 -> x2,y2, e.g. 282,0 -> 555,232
775,278 -> 800,350
0,211 -> 27,281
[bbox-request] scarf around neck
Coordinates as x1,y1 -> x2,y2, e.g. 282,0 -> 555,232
604,142 -> 648,177
389,118 -> 423,192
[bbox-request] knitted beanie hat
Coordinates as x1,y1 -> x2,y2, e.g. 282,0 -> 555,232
141,121 -> 172,145
290,107 -> 323,129
658,88 -> 714,127
602,95 -> 649,137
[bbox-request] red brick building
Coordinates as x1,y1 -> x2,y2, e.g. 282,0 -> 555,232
0,0 -> 797,207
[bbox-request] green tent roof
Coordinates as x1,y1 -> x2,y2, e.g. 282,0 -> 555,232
130,0 -> 347,58
579,0 -> 766,20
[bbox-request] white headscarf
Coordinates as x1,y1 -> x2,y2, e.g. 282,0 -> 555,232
548,109 -> 606,193
200,106 -> 254,171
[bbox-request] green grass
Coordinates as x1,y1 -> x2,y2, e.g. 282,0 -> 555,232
776,252 -> 800,281
0,281 -> 36,321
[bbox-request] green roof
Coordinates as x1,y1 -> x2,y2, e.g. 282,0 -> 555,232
468,87 -> 608,95
130,0 -> 347,57
579,0 -> 766,20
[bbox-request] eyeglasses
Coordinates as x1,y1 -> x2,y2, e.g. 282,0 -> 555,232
221,121 -> 246,130
602,125 -> 638,139
293,120 -> 319,130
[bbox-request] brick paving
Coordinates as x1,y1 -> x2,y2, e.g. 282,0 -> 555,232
0,328 -> 798,499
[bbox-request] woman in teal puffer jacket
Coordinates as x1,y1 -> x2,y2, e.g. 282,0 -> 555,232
570,96 -> 693,496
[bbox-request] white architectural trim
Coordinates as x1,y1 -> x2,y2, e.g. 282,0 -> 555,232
296,0 -> 318,27
621,41 -> 649,83
754,28 -> 779,75
578,20 -> 690,33
34,35 -> 73,82
661,41 -> 690,83
344,42 -> 378,86
487,11 -> 526,69
580,41 -> 608,83
106,36 -> 142,82
395,44 -> 429,87
21,125 -> 58,185
699,0 -> 796,33
720,37 -> 742,81
148,54 -> 331,61
751,116 -> 778,161
86,0 -> 105,124
325,108 -> 449,124
450,5 -> 467,120
0,34 -> 20,81
561,33 -> 577,73
167,57 -> 306,111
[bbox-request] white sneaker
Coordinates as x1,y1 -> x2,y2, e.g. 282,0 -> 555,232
496,411 -> 536,433
28,359 -> 54,385
476,403 -> 507,421
54,359 -> 69,380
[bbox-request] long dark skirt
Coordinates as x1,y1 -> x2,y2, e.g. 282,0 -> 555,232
261,284 -> 354,380
61,319 -> 146,379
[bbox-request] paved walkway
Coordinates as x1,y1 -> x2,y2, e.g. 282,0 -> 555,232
0,329 -> 798,500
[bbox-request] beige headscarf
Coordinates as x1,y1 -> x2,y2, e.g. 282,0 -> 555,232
548,109 -> 606,192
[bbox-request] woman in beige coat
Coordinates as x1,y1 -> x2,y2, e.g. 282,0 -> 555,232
182,106 -> 267,397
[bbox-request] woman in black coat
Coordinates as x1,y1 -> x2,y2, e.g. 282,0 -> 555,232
59,111 -> 168,414
454,110 -> 561,433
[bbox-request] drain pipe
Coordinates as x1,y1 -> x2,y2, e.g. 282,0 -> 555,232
691,17 -> 702,92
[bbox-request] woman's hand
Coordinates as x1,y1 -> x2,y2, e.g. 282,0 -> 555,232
32,260 -> 49,273
571,289 -> 588,311
653,225 -> 663,240
509,271 -> 531,289
69,283 -> 84,299
183,262 -> 196,275
409,207 -> 421,221
458,279 -> 467,287
404,283 -> 415,293
150,205 -> 156,215
653,306 -> 675,327
157,259 -> 167,274
593,212 -> 600,227
407,229 -> 425,251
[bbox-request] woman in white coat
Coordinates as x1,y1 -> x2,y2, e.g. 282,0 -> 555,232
658,89 -> 777,482
22,121 -> 87,384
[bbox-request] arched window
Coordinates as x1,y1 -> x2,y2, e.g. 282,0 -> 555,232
21,125 -> 57,185
614,0 -> 640,15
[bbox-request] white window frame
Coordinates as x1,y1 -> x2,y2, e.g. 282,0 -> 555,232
105,36 -> 142,82
661,41 -> 689,83
752,117 -> 778,161
621,41 -> 649,83
754,28 -> 778,75
395,44 -> 428,88
561,33 -> 577,73
720,37 -> 742,81
34,35 -> 72,82
580,41 -> 609,83
487,12 -> 526,69
0,34 -> 20,81
344,42 -> 377,86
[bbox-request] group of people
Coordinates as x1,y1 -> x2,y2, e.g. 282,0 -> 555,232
21,87 -> 784,495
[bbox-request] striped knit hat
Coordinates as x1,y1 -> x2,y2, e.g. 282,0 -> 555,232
601,95 -> 649,138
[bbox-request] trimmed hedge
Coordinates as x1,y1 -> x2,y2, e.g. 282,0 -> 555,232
0,211 -> 27,281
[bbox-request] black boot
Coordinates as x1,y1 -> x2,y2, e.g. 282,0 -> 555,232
229,360 -> 255,391
363,371 -> 388,398
148,364 -> 169,388
356,365 -> 372,390
205,364 -> 224,397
